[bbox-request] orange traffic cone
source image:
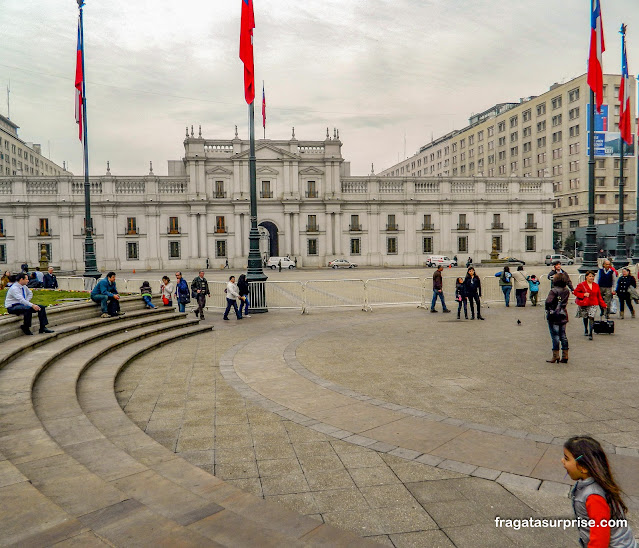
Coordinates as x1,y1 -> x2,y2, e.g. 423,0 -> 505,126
132,269 -> 136,274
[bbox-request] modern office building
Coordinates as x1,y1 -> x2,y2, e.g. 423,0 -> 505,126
378,73 -> 637,249
0,127 -> 553,271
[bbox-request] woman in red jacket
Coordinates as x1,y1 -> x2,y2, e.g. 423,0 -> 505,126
573,270 -> 607,340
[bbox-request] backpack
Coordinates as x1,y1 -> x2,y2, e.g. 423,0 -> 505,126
547,289 -> 566,323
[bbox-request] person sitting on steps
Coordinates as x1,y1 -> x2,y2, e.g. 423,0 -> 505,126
91,272 -> 124,318
4,273 -> 54,335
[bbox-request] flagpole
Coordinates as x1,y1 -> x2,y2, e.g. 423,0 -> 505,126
634,72 -> 639,263
614,24 -> 628,269
78,0 -> 99,284
580,89 -> 599,273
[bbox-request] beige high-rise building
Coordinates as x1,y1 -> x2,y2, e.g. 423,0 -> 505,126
0,114 -> 68,177
378,74 -> 637,249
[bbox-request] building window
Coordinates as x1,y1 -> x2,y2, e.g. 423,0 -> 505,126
552,131 -> 562,143
169,241 -> 181,259
422,237 -> 433,254
478,130 -> 484,141
308,239 -> 318,255
596,194 -> 606,204
510,146 -> 518,156
492,235 -> 502,252
0,243 -> 5,263
499,165 -> 507,174
569,107 -> 580,120
615,194 -> 629,205
537,103 -> 546,116
215,180 -> 226,198
526,235 -> 536,252
457,236 -> 468,252
537,120 -> 546,132
168,216 -> 179,234
126,242 -> 138,260
306,180 -> 318,198
569,160 -> 579,172
350,214 -> 361,231
0,218 -> 4,237
596,177 -> 605,186
551,95 -> 562,109
568,88 -> 580,102
350,238 -> 361,255
552,147 -> 563,159
126,217 -> 137,235
307,215 -> 318,232
523,126 -> 532,138
537,137 -> 546,148
570,220 -> 580,228
387,214 -> 397,231
523,109 -> 532,122
215,216 -> 226,233
523,157 -> 531,167
553,165 -> 563,175
215,240 -> 226,257
260,180 -> 272,198
614,159 -> 628,169
492,214 -> 502,229
552,114 -> 562,127
499,151 -> 506,161
510,131 -> 518,143
39,218 -> 50,236
498,136 -> 506,147
488,126 -> 494,137
458,214 -> 468,230
569,124 -> 580,137
523,142 -> 532,153
387,237 -> 397,254
498,121 -> 506,132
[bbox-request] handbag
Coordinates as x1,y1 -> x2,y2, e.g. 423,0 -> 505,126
610,297 -> 618,314
629,285 -> 639,302
162,295 -> 169,306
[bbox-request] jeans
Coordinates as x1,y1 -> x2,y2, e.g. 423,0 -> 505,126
177,301 -> 186,313
530,291 -> 538,306
548,322 -> 568,351
457,298 -> 467,318
142,296 -> 156,308
515,288 -> 527,307
501,286 -> 512,306
241,296 -> 250,316
195,294 -> 207,318
7,303 -> 49,330
468,294 -> 481,318
223,298 -> 241,319
431,289 -> 447,311
91,294 -> 119,315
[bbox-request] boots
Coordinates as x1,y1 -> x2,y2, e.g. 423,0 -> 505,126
560,349 -> 569,364
620,310 -> 624,319
546,350 -> 560,363
632,310 -> 636,318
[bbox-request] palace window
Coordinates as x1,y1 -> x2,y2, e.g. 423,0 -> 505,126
350,238 -> 361,255
215,180 -> 226,198
423,237 -> 433,254
169,241 -> 181,259
457,236 -> 468,252
126,217 -> 137,235
0,244 -> 5,263
306,180 -> 318,198
126,242 -> 138,260
215,240 -> 226,257
387,237 -> 397,254
39,218 -> 50,236
526,235 -> 536,252
169,216 -> 179,234
215,216 -> 226,233
308,239 -> 318,255
0,218 -> 4,236
260,180 -> 272,198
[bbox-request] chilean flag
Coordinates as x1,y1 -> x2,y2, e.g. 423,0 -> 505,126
587,0 -> 605,113
239,0 -> 255,104
75,17 -> 83,141
618,27 -> 632,145
262,82 -> 266,128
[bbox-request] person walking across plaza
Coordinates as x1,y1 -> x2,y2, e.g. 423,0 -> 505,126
455,277 -> 467,319
430,265 -> 451,313
191,271 -> 210,320
548,260 -> 574,291
527,274 -> 540,306
174,272 -> 190,313
4,273 -> 54,335
574,270 -> 606,340
223,275 -> 244,320
91,272 -> 123,318
615,267 -> 636,319
562,436 -> 637,548
544,274 -> 569,363
595,259 -> 617,319
495,266 -> 512,307
512,265 -> 529,307
463,266 -> 484,320
237,273 -> 251,318
160,276 -> 173,307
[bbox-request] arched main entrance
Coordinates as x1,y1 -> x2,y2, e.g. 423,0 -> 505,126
258,221 -> 279,258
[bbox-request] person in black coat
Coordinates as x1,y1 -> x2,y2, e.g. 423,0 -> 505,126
455,277 -> 468,319
237,273 -> 251,317
615,267 -> 637,319
463,267 -> 484,320
43,267 -> 58,289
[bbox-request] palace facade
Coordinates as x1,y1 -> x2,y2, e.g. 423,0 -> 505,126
0,127 -> 554,272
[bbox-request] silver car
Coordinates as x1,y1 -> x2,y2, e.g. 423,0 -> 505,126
328,258 -> 358,269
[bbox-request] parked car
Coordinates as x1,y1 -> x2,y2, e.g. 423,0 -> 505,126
502,257 -> 526,265
266,256 -> 296,269
545,254 -> 574,266
426,255 -> 457,267
328,258 -> 358,269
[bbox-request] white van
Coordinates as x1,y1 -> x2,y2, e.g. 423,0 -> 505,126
426,255 -> 457,267
266,256 -> 296,269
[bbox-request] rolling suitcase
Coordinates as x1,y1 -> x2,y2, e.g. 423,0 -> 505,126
592,320 -> 614,334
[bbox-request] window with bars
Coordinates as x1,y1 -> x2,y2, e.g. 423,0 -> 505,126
169,241 -> 181,259
350,238 -> 361,255
215,240 -> 226,257
126,242 -> 138,260
387,237 -> 397,254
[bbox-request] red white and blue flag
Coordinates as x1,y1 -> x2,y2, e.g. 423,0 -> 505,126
75,17 -> 84,141
618,26 -> 632,145
588,0 -> 605,113
262,82 -> 266,128
239,0 -> 255,104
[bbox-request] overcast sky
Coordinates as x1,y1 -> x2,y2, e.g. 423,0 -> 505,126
1,0 -> 638,177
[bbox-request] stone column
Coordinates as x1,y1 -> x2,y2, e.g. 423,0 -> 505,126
325,211 -> 333,258
283,212 -> 291,256
189,212 -> 199,264
404,205 -> 417,265
146,206 -> 161,270
293,212 -> 300,258
199,212 -> 208,261
335,211 -> 342,256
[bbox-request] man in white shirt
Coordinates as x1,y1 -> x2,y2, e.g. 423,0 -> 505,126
223,275 -> 244,321
4,273 -> 54,335
34,267 -> 45,284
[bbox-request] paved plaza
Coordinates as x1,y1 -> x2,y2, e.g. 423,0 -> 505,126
115,267 -> 639,547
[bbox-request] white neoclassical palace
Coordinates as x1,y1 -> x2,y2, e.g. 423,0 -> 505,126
0,127 -> 554,272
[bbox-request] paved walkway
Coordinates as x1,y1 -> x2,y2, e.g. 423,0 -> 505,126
117,303 -> 639,547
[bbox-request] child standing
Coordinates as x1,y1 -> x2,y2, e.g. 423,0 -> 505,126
140,281 -> 156,309
455,277 -> 467,320
562,436 -> 637,547
527,274 -> 541,306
